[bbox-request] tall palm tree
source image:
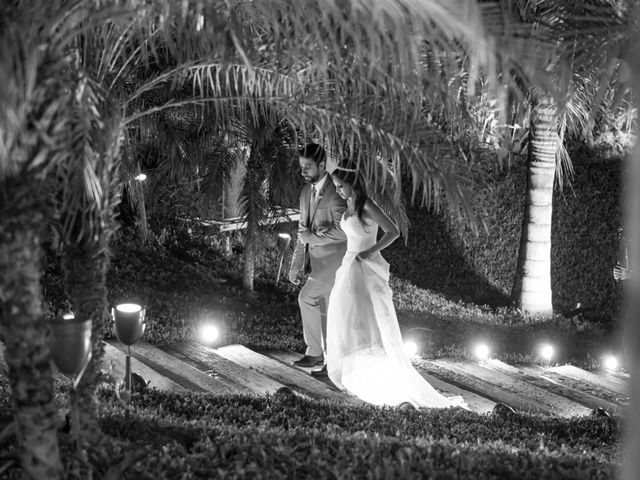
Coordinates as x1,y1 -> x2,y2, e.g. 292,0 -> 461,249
129,0 -> 497,212
511,94 -> 558,315
114,0 -> 500,290
233,114 -> 299,292
0,1 -> 91,477
57,77 -> 122,446
478,0 -> 629,316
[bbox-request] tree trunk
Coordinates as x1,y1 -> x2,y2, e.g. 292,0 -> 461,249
512,96 -> 557,317
0,186 -> 63,480
242,234 -> 256,291
62,243 -> 110,447
241,142 -> 263,293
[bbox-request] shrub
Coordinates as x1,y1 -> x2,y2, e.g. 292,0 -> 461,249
386,147 -> 623,323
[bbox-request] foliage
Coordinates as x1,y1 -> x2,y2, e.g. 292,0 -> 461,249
42,218 -> 620,367
385,146 -> 624,324
0,384 -> 621,479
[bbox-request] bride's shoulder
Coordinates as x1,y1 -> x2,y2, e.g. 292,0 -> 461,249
362,198 -> 380,219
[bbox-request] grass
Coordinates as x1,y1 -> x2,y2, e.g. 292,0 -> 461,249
0,380 -> 622,479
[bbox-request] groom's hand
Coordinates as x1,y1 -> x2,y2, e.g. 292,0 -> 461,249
299,230 -> 313,243
357,250 -> 371,261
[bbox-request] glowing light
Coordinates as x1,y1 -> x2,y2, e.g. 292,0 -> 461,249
603,355 -> 618,371
473,343 -> 490,361
276,233 -> 292,282
196,14 -> 204,31
62,313 -> 75,320
538,343 -> 554,362
135,173 -> 147,182
403,340 -> 418,358
199,324 -> 220,345
116,303 -> 142,313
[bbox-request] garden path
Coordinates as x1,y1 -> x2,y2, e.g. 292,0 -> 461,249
0,340 -> 629,417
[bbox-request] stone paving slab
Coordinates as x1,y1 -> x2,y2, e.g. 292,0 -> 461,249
103,341 -> 185,393
518,365 -> 625,414
416,358 -> 553,416
107,340 -> 245,395
480,360 -> 622,415
429,359 -> 592,417
161,342 -> 283,396
1,340 -> 628,418
265,349 -> 496,414
216,345 -> 362,404
549,365 -> 628,398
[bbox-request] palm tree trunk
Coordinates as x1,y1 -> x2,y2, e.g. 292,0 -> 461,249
241,142 -> 262,293
512,96 -> 557,317
61,242 -> 110,447
0,187 -> 63,480
242,234 -> 256,291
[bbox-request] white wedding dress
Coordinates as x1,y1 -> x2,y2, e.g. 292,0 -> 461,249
326,213 -> 466,409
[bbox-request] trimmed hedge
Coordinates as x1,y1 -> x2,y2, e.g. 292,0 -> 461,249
0,385 -> 620,479
385,148 -> 623,323
41,215 -> 617,366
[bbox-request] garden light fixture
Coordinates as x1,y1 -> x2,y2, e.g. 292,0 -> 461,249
403,340 -> 418,358
135,173 -> 147,181
112,303 -> 146,409
196,13 -> 204,31
538,343 -> 554,363
198,323 -> 220,346
473,343 -> 490,361
276,232 -> 291,283
113,303 -> 146,346
49,311 -> 93,446
49,312 -> 92,388
603,355 -> 619,371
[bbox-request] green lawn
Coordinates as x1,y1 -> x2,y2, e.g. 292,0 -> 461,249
0,379 -> 622,479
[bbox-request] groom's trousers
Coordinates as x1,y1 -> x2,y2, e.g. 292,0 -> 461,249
298,276 -> 334,357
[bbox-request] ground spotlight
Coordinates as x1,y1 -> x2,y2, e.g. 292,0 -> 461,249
602,355 -> 618,371
403,340 -> 418,358
473,343 -> 490,361
276,233 -> 292,283
112,303 -> 146,346
135,173 -> 147,182
50,311 -> 92,382
538,343 -> 554,363
198,323 -> 220,345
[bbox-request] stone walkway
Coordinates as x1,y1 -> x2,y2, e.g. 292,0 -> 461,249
0,340 -> 629,416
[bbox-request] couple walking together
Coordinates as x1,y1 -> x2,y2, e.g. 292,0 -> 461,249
288,143 -> 465,409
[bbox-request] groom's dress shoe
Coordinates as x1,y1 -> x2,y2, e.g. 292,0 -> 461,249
293,355 -> 324,368
310,365 -> 328,377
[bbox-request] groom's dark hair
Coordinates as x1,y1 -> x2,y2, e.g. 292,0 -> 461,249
298,143 -> 327,165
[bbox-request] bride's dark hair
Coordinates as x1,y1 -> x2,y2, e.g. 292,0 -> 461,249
332,159 -> 368,222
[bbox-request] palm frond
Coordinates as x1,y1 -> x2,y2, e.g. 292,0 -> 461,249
56,76 -> 122,248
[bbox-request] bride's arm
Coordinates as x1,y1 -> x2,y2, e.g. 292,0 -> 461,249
357,199 -> 399,260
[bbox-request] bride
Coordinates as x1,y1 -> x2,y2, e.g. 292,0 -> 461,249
326,163 -> 466,409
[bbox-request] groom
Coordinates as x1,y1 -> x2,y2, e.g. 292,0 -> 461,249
288,143 -> 347,374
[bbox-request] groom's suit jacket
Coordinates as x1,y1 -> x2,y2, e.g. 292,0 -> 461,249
290,174 -> 347,280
